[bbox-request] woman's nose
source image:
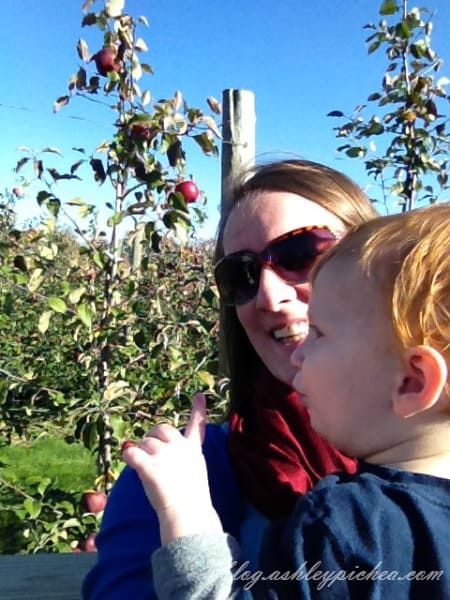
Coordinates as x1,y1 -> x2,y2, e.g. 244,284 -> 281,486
255,266 -> 310,310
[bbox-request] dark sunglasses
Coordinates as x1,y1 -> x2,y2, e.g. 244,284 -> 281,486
214,225 -> 342,306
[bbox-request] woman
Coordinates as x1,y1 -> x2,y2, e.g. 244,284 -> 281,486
82,159 -> 378,599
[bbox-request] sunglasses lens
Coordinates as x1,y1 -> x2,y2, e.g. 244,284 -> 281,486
270,229 -> 337,283
215,228 -> 338,306
215,253 -> 260,306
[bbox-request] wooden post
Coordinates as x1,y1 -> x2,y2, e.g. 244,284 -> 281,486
221,89 -> 256,214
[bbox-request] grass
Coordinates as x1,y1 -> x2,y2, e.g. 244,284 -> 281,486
0,437 -> 96,493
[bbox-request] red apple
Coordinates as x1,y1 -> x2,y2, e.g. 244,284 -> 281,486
130,124 -> 154,142
175,180 -> 200,204
81,490 -> 107,514
80,533 -> 97,553
12,186 -> 24,198
94,47 -> 120,77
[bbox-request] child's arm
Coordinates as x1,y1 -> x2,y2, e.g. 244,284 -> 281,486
122,394 -> 246,598
121,394 -> 223,544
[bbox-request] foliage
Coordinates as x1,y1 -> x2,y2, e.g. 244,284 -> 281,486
0,216 -> 225,553
328,0 -> 450,212
0,438 -> 97,554
1,0 -> 225,554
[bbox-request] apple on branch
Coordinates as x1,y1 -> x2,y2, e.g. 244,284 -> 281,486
175,180 -> 200,204
80,533 -> 97,553
94,47 -> 120,77
81,490 -> 107,514
130,124 -> 155,142
12,186 -> 24,198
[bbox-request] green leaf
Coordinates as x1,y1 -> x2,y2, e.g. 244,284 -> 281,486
141,90 -> 151,106
380,0 -> 398,15
38,311 -> 52,334
23,498 -> 42,519
368,40 -> 381,55
396,22 -> 410,39
134,38 -> 148,52
202,116 -> 221,139
62,518 -> 81,529
104,380 -> 130,402
28,268 -> 44,293
366,122 -> 384,136
105,0 -> 124,17
81,12 -> 97,26
46,198 -> 61,217
36,191 -> 52,205
346,146 -> 367,158
42,147 -> 63,156
54,96 -> 70,113
69,287 -> 86,304
15,157 -> 29,173
410,41 -> 427,59
77,38 -> 90,62
197,371 -> 215,389
66,197 -> 84,206
37,477 -> 52,496
90,159 -> 106,184
79,204 -> 95,218
163,209 -> 191,230
82,421 -> 98,450
77,304 -> 94,328
93,252 -> 104,269
107,211 -> 124,226
48,297 -> 68,314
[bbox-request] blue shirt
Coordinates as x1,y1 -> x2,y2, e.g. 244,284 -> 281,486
150,463 -> 450,599
258,463 -> 450,598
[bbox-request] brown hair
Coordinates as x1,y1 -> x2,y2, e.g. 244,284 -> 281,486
215,158 -> 379,416
316,204 -> 450,370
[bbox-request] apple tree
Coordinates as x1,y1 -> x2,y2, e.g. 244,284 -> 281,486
7,0 -> 223,499
328,0 -> 450,212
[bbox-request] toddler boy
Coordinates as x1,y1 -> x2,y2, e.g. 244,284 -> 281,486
123,204 -> 450,598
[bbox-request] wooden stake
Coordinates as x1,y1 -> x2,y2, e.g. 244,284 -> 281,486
221,89 -> 256,214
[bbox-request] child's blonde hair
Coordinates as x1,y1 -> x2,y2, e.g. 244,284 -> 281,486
316,204 -> 450,367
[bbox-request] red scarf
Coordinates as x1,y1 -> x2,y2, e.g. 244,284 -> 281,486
228,368 -> 358,520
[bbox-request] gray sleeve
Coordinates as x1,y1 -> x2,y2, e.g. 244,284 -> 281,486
152,532 -> 246,599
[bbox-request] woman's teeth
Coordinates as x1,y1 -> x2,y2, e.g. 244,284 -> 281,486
273,323 -> 308,342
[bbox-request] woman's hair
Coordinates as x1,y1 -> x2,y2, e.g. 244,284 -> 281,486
214,158 -> 379,416
316,204 -> 450,371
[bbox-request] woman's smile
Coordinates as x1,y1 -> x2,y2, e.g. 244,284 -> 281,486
272,321 -> 309,343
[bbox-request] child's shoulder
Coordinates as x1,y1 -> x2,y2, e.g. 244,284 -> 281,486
306,462 -> 450,504
260,465 -> 450,596
290,462 -> 450,536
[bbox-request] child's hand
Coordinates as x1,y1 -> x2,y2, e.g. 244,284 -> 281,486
122,393 -> 222,543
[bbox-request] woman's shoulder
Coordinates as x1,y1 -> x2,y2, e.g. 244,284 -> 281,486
203,421 -> 229,452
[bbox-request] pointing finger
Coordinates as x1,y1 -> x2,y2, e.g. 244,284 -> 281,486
184,393 -> 206,445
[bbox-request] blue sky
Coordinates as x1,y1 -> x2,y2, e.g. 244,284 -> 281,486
1,0 -> 450,238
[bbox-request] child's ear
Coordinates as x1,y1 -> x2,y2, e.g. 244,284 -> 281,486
392,345 -> 448,419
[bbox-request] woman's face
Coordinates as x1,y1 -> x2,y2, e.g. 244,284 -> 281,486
223,191 -> 345,386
